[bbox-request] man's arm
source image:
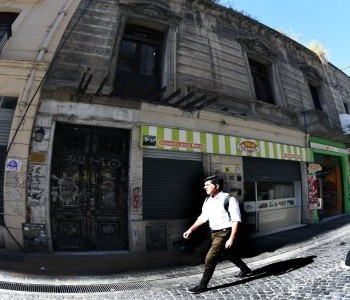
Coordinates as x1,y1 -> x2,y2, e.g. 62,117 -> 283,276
225,221 -> 239,248
183,218 -> 206,239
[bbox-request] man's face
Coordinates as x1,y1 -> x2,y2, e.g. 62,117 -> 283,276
204,180 -> 217,196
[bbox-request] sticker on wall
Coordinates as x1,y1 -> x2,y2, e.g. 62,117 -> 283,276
6,159 -> 21,172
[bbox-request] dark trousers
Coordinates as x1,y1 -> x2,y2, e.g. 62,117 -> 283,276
200,230 -> 250,287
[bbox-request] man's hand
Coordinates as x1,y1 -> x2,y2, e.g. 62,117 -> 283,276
225,238 -> 234,249
183,229 -> 192,239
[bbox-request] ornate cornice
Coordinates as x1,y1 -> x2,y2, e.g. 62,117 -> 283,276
236,37 -> 276,58
119,1 -> 182,22
299,65 -> 323,82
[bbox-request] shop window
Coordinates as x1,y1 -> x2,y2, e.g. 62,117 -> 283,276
309,84 -> 322,111
0,12 -> 19,54
248,59 -> 274,104
114,24 -> 163,100
244,182 -> 294,202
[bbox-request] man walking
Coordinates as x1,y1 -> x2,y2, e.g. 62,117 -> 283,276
183,175 -> 252,294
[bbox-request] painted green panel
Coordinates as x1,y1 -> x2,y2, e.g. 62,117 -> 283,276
212,134 -> 219,154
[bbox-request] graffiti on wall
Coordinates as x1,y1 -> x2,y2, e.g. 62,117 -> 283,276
27,165 -> 46,204
131,186 -> 142,218
51,171 -> 80,206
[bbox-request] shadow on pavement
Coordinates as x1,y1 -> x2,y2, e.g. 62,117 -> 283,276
208,255 -> 317,292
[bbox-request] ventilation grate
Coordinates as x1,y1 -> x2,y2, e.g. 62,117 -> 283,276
0,280 -> 151,293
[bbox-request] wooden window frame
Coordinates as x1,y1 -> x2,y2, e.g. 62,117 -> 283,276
248,59 -> 274,104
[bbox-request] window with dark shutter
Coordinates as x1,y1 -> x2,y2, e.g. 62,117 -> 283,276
114,25 -> 163,100
249,59 -> 274,104
0,12 -> 19,54
308,84 -> 322,111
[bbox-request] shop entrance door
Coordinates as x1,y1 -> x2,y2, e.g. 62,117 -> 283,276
318,156 -> 343,215
50,124 -> 129,251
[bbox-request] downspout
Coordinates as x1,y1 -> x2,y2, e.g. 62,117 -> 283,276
19,0 -> 75,108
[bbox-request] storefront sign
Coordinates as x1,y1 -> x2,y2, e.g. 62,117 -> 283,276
29,152 -> 47,163
308,163 -> 322,175
310,142 -> 350,154
237,140 -> 260,155
140,125 -> 310,162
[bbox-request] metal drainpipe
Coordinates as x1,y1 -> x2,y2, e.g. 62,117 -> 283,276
19,0 -> 75,107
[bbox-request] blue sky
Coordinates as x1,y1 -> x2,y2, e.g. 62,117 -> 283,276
218,0 -> 350,76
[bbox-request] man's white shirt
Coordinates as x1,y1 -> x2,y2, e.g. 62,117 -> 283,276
197,191 -> 242,230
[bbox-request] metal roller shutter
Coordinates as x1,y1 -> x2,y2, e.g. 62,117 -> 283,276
143,151 -> 204,220
243,156 -> 301,182
0,110 -> 13,146
0,108 -> 15,222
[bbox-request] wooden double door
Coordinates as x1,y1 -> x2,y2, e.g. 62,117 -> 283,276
50,124 -> 129,251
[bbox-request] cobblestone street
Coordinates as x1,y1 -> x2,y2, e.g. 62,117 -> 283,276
0,226 -> 349,300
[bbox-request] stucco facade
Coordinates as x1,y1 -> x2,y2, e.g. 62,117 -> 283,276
1,0 -> 349,257
0,0 -> 82,250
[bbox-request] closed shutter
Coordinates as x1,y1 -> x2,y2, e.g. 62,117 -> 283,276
143,151 -> 203,220
0,108 -> 15,222
243,156 -> 301,182
0,109 -> 13,146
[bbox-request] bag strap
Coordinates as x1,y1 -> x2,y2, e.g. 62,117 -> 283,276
224,195 -> 231,221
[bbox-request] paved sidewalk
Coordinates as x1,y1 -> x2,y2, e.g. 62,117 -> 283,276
0,213 -> 349,288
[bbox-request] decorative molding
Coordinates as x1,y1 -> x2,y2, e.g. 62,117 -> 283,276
300,65 -> 323,82
236,37 -> 276,57
119,1 -> 181,22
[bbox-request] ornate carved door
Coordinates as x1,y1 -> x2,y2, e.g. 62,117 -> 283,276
50,124 -> 129,251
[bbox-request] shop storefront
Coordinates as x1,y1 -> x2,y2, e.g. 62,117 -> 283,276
309,137 -> 350,222
243,157 -> 302,233
140,125 -> 310,236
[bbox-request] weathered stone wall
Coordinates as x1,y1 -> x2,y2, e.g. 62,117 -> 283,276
42,0 -> 350,136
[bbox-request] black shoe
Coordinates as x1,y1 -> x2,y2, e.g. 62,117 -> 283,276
235,270 -> 253,278
188,284 -> 208,294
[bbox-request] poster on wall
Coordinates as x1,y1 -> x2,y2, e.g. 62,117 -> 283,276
308,163 -> 323,209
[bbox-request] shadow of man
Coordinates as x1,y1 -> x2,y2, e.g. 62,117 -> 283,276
208,255 -> 317,291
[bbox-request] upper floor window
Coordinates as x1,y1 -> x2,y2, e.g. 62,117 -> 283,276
308,84 -> 322,111
248,59 -> 274,104
114,25 -> 163,100
0,12 -> 19,54
0,96 -> 17,110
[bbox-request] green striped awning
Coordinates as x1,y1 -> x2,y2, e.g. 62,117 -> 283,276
140,125 -> 310,162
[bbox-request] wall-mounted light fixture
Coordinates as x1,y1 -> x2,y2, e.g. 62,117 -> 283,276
33,127 -> 46,142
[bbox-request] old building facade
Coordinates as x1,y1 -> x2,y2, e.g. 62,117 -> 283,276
0,0 -> 81,250
1,0 -> 350,258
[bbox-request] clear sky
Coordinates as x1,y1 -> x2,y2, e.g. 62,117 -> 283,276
218,0 -> 350,76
